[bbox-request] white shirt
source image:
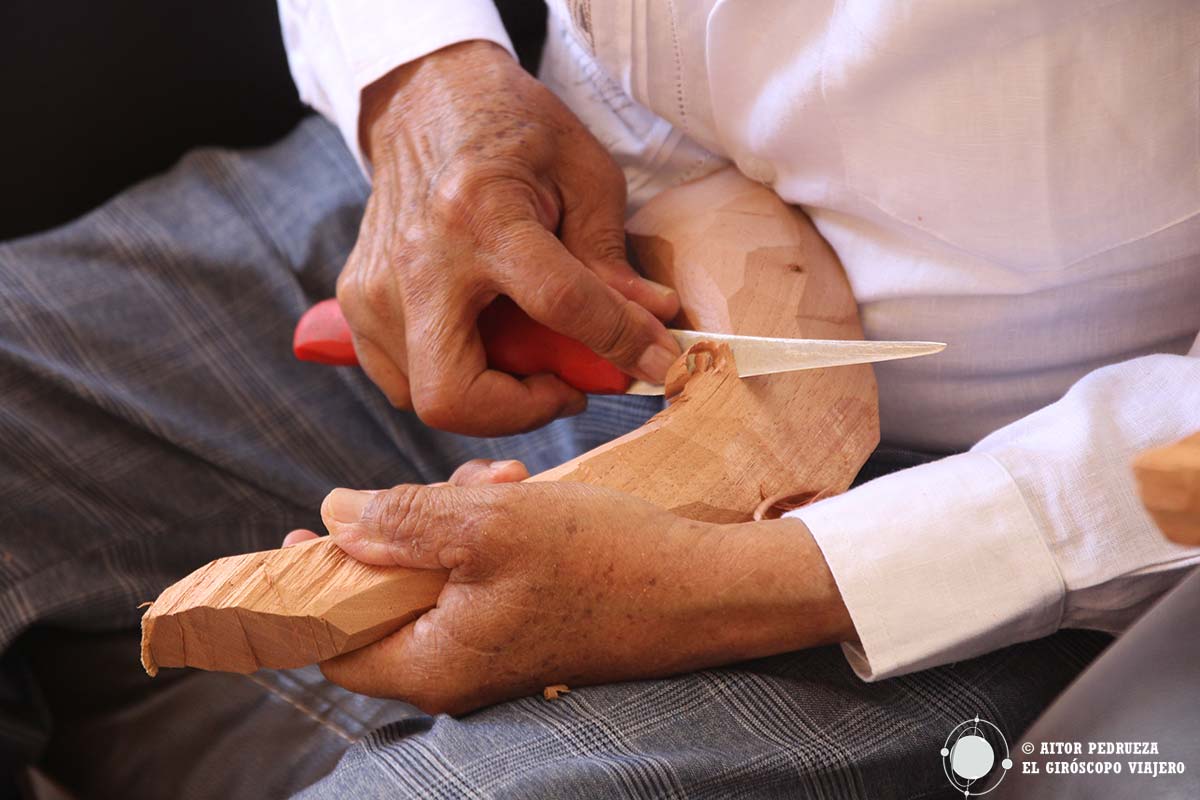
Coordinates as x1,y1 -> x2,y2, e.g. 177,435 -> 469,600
278,0 -> 1200,680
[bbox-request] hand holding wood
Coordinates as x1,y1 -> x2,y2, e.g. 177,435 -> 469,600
140,167 -> 880,676
309,479 -> 851,715
335,40 -> 680,434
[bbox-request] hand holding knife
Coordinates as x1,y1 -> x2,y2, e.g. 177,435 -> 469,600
293,297 -> 945,395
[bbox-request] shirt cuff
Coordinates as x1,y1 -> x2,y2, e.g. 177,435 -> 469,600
787,452 -> 1067,680
280,0 -> 515,173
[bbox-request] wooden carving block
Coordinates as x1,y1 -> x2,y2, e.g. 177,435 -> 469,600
537,168 -> 879,519
141,538 -> 449,675
1133,432 -> 1200,546
140,167 -> 880,676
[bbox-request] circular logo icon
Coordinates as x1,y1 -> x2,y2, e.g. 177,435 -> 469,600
940,716 -> 1012,796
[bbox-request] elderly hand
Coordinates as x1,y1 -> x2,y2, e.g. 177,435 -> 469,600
286,460 -> 854,715
338,41 -> 681,436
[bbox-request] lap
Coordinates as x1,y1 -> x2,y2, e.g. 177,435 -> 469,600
0,116 -> 659,793
0,115 -> 662,644
0,116 -> 1109,800
298,631 -> 1109,799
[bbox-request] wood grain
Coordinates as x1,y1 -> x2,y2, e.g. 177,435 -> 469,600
141,166 -> 880,675
548,167 -> 880,520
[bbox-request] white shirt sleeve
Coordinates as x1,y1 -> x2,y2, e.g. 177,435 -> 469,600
277,0 -> 515,172
789,335 -> 1200,680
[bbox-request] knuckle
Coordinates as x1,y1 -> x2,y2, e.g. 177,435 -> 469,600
411,381 -> 468,431
429,168 -> 480,223
525,273 -> 647,359
430,168 -> 529,234
474,490 -> 519,543
417,403 -> 458,433
369,485 -> 427,547
387,237 -> 429,282
580,227 -> 629,266
532,273 -> 591,324
429,492 -> 505,571
338,262 -> 392,320
590,302 -> 643,358
334,261 -> 364,307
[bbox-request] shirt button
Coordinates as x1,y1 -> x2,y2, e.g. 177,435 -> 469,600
738,155 -> 777,185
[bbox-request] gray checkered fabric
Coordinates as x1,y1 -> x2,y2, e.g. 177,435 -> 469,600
0,117 -> 1108,798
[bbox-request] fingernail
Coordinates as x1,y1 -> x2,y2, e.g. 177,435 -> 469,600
636,343 -> 677,382
642,278 -> 676,299
325,488 -> 374,524
490,459 -> 523,473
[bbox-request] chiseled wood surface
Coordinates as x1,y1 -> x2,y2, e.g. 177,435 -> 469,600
140,166 -> 880,676
536,167 -> 879,520
142,538 -> 448,675
1133,432 -> 1200,546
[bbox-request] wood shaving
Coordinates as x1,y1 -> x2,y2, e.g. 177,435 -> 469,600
543,684 -> 571,701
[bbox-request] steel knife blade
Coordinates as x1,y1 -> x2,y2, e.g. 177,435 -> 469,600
623,330 -> 946,395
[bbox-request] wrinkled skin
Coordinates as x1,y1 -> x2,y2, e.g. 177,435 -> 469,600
339,41 -> 682,436
285,460 -> 854,715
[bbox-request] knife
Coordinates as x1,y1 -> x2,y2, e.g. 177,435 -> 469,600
293,297 -> 945,396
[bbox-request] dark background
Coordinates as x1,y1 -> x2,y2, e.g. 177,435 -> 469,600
0,0 -> 548,242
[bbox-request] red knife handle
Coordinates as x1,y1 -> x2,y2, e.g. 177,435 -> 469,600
293,298 -> 358,366
293,297 -> 633,395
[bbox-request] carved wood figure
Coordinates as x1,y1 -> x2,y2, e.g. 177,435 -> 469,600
140,166 -> 881,676
1133,432 -> 1200,546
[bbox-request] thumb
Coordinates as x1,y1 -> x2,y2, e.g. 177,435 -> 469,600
322,485 -> 458,569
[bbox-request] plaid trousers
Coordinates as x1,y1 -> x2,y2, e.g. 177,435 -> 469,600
0,117 -> 1107,799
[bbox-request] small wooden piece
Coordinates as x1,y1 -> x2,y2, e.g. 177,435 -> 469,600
140,167 -> 880,675
1133,432 -> 1200,545
542,684 -> 571,701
